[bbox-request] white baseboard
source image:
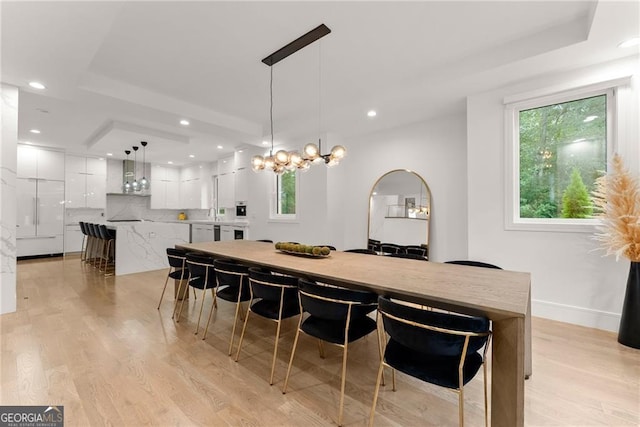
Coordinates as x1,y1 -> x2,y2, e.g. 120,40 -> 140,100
532,299 -> 621,332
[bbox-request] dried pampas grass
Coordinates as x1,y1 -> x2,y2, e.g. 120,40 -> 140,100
592,153 -> 640,261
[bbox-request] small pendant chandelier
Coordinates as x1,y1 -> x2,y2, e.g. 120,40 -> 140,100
123,150 -> 132,193
251,24 -> 346,174
140,141 -> 149,190
131,145 -> 139,191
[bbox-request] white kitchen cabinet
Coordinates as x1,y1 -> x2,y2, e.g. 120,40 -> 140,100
218,155 -> 234,175
150,164 -> 181,209
106,159 -> 124,193
234,150 -> 250,170
220,224 -> 233,241
191,224 -> 215,243
217,172 -> 235,209
64,224 -> 84,253
179,164 -> 202,209
17,145 -> 65,180
16,178 -> 65,257
65,155 -> 106,209
234,167 -> 248,203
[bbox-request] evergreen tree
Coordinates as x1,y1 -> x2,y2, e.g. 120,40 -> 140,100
561,168 -> 593,218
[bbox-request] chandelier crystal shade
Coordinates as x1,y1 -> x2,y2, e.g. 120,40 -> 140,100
131,145 -> 139,191
251,24 -> 346,174
140,141 -> 149,191
123,150 -> 132,193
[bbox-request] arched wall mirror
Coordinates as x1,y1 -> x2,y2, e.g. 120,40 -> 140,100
368,169 -> 431,254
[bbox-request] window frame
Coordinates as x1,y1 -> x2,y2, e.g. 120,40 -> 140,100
504,84 -> 618,233
269,169 -> 299,221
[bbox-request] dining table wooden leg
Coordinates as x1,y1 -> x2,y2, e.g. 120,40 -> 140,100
491,315 -> 525,427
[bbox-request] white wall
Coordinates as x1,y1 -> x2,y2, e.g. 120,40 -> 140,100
250,113 -> 468,260
467,55 -> 640,331
1,84 -> 18,314
337,114 -> 468,261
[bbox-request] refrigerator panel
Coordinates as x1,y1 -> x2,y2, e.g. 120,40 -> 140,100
36,180 -> 65,237
16,178 -> 36,238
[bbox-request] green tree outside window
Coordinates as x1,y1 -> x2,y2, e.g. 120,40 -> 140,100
519,94 -> 607,219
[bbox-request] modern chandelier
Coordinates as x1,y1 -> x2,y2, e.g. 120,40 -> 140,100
122,142 -> 150,193
251,24 -> 346,174
123,150 -> 132,193
140,141 -> 149,190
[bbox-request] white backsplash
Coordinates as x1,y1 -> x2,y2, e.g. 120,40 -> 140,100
105,194 -> 209,221
65,208 -> 105,225
66,196 -> 211,224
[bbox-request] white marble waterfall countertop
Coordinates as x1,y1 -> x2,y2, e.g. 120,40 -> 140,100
102,221 -> 190,276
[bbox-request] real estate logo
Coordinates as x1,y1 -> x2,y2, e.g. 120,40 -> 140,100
0,406 -> 64,427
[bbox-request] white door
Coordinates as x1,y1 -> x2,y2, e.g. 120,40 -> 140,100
16,178 -> 37,237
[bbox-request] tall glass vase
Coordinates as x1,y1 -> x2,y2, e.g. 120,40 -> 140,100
618,261 -> 640,349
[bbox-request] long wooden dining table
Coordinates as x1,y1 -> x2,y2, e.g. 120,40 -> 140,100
176,240 -> 531,427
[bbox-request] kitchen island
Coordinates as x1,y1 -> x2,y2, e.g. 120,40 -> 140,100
105,221 -> 190,276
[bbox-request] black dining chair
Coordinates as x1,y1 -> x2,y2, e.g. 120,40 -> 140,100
344,248 -> 377,255
388,252 -> 427,261
380,243 -> 404,254
369,296 -> 491,427
202,259 -> 252,354
283,279 -> 380,426
176,253 -> 217,335
158,248 -> 188,311
404,245 -> 428,258
367,239 -> 381,252
235,267 -> 300,385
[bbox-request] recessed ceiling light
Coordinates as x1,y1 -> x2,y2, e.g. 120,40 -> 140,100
262,141 -> 270,146
24,141 -> 33,145
28,81 -> 46,90
106,153 -> 113,156
367,110 -> 377,117
98,158 -> 105,161
217,145 -> 223,149
583,115 -> 598,122
29,129 -> 41,134
180,119 -> 190,126
238,149 -> 243,153
618,37 -> 640,48
167,161 -> 173,165
189,154 -> 195,158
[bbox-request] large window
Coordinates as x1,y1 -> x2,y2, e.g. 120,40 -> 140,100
506,85 -> 616,231
272,170 -> 297,218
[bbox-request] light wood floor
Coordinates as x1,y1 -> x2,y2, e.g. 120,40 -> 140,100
1,256 -> 638,426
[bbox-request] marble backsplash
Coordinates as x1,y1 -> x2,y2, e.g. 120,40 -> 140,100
65,194 -> 212,224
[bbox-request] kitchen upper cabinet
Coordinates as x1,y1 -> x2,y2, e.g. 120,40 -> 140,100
217,172 -> 235,209
234,150 -> 250,170
234,167 -> 248,203
65,155 -> 106,209
17,145 -> 65,180
150,164 -> 180,209
106,159 -> 123,193
180,164 -> 201,209
218,155 -> 234,175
